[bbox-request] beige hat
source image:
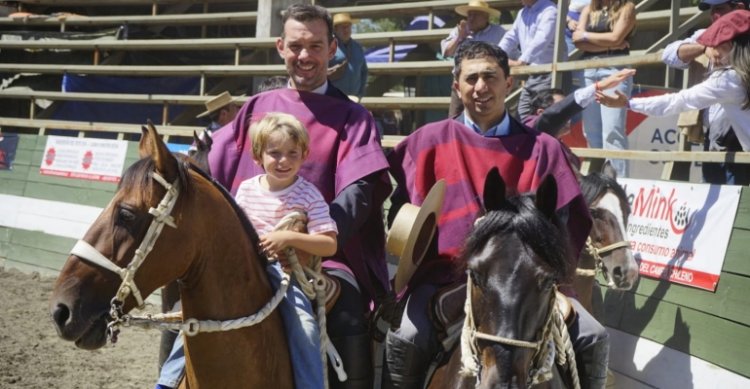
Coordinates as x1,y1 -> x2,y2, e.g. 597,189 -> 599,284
333,12 -> 357,27
455,0 -> 500,18
387,180 -> 446,293
196,91 -> 239,119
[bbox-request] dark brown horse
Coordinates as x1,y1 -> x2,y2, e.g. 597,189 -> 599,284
427,168 -> 577,389
574,162 -> 637,314
49,123 -> 293,388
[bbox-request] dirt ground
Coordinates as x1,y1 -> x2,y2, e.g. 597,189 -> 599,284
0,267 -> 161,389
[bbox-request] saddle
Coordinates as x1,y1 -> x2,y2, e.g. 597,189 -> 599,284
430,282 -> 578,350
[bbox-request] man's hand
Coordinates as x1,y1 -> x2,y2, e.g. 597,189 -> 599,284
595,90 -> 629,108
457,20 -> 469,40
598,68 -> 636,90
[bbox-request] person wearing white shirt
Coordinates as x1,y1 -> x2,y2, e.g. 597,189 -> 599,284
597,11 -> 750,156
661,0 -> 748,184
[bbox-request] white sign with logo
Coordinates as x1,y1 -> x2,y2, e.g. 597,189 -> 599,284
40,136 -> 128,183
620,178 -> 741,291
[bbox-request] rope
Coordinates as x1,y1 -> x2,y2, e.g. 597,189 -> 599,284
272,211 -> 347,387
551,306 -> 581,389
122,273 -> 290,336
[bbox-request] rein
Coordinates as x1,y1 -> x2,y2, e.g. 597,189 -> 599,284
69,170 -> 290,344
459,275 -> 580,389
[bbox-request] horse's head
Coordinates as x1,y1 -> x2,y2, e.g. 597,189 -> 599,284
187,129 -> 212,175
49,123 -> 197,349
462,168 -> 569,388
581,162 -> 638,290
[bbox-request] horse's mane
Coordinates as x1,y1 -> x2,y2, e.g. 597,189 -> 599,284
581,172 -> 630,216
119,157 -> 267,268
462,194 -> 570,280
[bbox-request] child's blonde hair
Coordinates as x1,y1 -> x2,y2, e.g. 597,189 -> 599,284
250,112 -> 310,161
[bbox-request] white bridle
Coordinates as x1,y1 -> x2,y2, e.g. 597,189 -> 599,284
459,275 -> 580,389
70,171 -> 180,309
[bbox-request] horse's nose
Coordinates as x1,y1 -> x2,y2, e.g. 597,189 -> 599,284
51,301 -> 73,336
611,266 -> 633,289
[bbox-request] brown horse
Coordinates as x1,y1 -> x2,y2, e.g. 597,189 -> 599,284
427,168 -> 576,389
49,123 -> 293,388
574,162 -> 637,314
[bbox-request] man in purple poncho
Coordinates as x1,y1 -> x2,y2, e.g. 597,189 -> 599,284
156,5 -> 388,389
383,41 -> 608,389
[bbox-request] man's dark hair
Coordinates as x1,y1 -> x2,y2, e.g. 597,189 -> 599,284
530,88 -> 566,113
281,4 -> 334,42
257,76 -> 288,93
453,41 -> 510,79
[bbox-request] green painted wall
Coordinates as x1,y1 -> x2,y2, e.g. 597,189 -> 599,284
597,188 -> 750,378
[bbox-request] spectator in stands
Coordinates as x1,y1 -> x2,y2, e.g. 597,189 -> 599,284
384,41 -> 608,389
597,11 -> 750,153
196,91 -> 240,133
441,0 -> 506,117
499,0 -> 559,121
257,75 -> 289,93
565,0 -> 592,90
661,0 -> 749,185
572,0 -> 635,178
328,13 -> 368,102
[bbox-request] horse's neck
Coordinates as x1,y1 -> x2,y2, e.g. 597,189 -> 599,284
177,180 -> 292,387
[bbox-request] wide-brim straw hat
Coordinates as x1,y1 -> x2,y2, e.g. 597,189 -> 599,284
387,180 -> 446,293
333,12 -> 358,26
196,91 -> 241,119
455,1 -> 500,18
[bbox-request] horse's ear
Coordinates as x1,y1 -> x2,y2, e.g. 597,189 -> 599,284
601,160 -> 618,180
483,167 -> 507,212
535,174 -> 558,220
139,120 -> 178,179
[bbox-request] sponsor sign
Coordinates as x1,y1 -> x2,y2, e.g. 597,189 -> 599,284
621,178 -> 741,291
39,136 -> 128,182
0,133 -> 19,170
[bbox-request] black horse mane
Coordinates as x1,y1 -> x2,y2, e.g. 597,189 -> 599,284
463,193 -> 570,280
581,172 -> 630,219
120,157 -> 267,268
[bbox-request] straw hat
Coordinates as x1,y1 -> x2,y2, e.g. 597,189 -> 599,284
387,180 -> 446,293
455,1 -> 500,18
196,91 -> 240,119
333,12 -> 357,27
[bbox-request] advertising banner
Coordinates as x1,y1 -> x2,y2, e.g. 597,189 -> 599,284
621,178 -> 741,291
40,136 -> 128,182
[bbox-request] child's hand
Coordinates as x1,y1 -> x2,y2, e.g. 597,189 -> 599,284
260,231 -> 293,259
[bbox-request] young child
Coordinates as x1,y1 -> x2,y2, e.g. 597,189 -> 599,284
154,113 -> 333,389
235,112 -> 337,389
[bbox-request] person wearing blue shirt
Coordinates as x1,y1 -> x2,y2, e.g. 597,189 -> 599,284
328,13 -> 368,101
499,0 -> 560,121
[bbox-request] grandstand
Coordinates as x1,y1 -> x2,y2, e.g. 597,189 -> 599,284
2,1 -> 750,388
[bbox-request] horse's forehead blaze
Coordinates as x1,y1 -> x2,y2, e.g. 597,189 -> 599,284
594,192 -> 628,241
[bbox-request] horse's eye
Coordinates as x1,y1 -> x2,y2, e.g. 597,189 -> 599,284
117,207 -> 137,224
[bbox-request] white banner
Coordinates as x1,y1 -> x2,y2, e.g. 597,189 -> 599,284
620,178 -> 741,291
40,136 -> 128,183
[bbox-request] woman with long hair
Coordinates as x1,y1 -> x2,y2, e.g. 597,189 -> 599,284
573,0 -> 636,176
597,10 -> 750,151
